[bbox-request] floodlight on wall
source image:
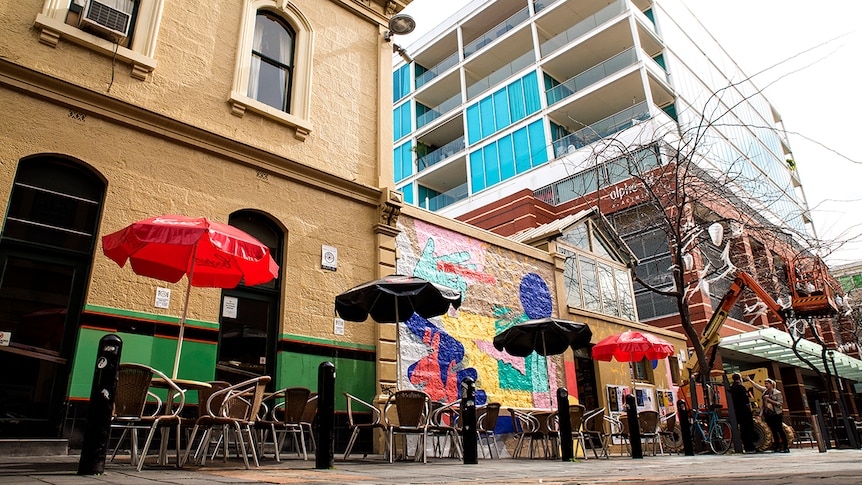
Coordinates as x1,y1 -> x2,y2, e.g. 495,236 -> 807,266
385,13 -> 416,42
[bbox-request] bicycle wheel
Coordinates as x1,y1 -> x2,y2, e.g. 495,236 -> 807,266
708,420 -> 732,454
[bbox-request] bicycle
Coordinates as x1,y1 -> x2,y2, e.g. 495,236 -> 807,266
688,406 -> 732,454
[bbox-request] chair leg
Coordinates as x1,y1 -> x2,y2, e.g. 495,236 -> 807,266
343,427 -> 359,460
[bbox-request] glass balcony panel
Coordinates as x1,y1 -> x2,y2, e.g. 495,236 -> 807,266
533,0 -> 561,14
551,101 -> 650,156
416,94 -> 462,129
464,6 -> 530,58
416,52 -> 460,89
417,137 -> 466,171
539,0 -> 625,58
545,47 -> 636,106
422,182 -> 468,211
466,51 -> 535,100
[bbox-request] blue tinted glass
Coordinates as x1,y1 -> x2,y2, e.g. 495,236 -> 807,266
528,120 -> 548,166
483,143 -> 500,187
466,103 -> 481,144
479,97 -> 495,139
493,91 -> 510,131
498,135 -> 515,180
523,71 -> 541,114
401,183 -> 414,205
469,150 -> 485,192
509,79 -> 526,122
513,128 -> 530,172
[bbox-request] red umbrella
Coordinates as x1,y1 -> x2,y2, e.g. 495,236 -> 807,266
102,215 -> 279,377
592,331 -> 675,390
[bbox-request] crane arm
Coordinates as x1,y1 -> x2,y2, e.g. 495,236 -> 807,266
684,272 -> 787,375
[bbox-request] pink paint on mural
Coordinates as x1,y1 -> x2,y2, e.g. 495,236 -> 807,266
414,219 -> 490,272
474,340 -> 526,374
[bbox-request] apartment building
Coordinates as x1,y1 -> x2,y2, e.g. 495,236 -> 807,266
393,0 -> 861,419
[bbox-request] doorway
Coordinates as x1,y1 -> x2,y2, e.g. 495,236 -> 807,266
215,211 -> 282,385
0,156 -> 104,437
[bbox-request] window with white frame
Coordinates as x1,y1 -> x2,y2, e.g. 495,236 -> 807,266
229,1 -> 314,140
34,0 -> 162,80
559,227 -> 637,321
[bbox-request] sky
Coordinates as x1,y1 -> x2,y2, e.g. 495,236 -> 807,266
397,0 -> 862,267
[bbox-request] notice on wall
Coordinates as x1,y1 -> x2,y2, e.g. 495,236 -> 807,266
155,287 -> 171,309
0,331 -> 10,346
222,296 -> 238,319
334,317 -> 345,335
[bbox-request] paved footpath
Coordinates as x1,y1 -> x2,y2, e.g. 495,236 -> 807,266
2,448 -> 861,484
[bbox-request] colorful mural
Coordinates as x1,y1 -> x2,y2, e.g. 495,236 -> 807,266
396,218 -> 560,409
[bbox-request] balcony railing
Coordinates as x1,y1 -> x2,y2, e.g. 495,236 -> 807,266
463,6 -> 530,58
533,0 -> 561,14
552,101 -> 651,156
415,52 -> 460,89
466,51 -> 535,100
545,47 -> 636,106
539,0 -> 625,58
422,182 -> 469,211
416,94 -> 462,129
417,137 -> 466,171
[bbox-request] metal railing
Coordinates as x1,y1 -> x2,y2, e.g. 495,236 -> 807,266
416,93 -> 462,129
463,6 -> 530,58
417,137 -> 466,171
551,101 -> 651,156
545,47 -> 637,106
415,52 -> 460,89
539,0 -> 625,58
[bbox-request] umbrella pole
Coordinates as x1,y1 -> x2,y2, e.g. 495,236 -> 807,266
172,246 -> 198,379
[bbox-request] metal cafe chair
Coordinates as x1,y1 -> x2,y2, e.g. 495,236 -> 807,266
343,392 -> 389,460
477,403 -> 501,459
384,390 -> 431,463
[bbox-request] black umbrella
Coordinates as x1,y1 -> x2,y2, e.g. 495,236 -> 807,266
493,317 -> 592,357
335,275 -> 462,323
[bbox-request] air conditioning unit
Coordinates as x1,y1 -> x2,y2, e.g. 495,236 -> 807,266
79,0 -> 134,40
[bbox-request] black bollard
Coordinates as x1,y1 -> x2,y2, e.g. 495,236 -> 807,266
460,377 -> 478,464
677,399 -> 694,456
557,388 -> 573,461
625,394 -> 642,459
315,361 -> 335,469
78,334 -> 122,475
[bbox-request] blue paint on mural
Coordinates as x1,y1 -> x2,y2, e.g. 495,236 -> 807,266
519,273 -> 553,319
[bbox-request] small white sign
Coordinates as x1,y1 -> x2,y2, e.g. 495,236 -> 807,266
155,287 -> 171,309
334,317 -> 345,335
222,296 -> 238,319
0,331 -> 10,346
321,245 -> 338,271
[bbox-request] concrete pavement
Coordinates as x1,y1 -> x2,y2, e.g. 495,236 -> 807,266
2,448 -> 861,484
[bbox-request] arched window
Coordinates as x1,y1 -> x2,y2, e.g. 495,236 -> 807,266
249,12 -> 295,113
230,1 -> 314,140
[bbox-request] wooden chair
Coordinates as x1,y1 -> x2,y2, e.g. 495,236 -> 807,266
343,392 -> 388,460
384,390 -> 431,463
182,375 -> 271,469
477,403 -> 501,458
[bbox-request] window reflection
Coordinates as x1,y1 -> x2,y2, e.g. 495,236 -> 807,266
249,12 -> 295,112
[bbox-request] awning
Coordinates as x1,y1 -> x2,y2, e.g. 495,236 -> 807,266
719,327 -> 862,383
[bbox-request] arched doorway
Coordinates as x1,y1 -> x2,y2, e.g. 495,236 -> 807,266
215,211 -> 283,385
0,156 -> 105,438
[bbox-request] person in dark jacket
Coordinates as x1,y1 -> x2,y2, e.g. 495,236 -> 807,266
730,373 -> 758,453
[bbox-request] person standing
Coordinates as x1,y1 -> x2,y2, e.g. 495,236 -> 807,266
730,373 -> 757,453
749,376 -> 789,453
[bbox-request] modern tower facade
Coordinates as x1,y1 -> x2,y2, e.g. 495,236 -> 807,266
394,0 -> 862,418
393,0 -> 810,236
